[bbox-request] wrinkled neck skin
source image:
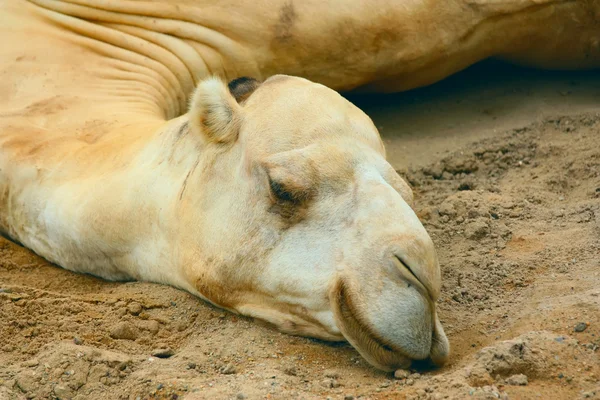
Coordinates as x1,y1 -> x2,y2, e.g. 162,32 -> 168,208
24,0 -> 600,115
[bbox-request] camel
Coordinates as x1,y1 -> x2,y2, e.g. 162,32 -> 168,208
0,71 -> 450,371
1,0 -> 597,371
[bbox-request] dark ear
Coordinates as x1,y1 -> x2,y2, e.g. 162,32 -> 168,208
189,77 -> 242,144
228,77 -> 261,103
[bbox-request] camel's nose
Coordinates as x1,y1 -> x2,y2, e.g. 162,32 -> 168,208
332,276 -> 448,372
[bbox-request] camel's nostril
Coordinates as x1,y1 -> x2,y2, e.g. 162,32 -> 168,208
392,255 -> 432,303
395,255 -> 418,281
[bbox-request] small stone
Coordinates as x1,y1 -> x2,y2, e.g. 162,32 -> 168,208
187,362 -> 197,370
344,396 -> 355,400
284,366 -> 297,376
438,202 -> 456,217
157,383 -> 164,390
127,302 -> 143,316
22,359 -> 39,368
574,322 -> 588,332
323,369 -> 340,379
15,370 -> 37,393
405,378 -> 415,386
505,374 -> 528,386
458,181 -> 474,191
151,348 -> 174,358
236,394 -> 246,400
53,384 -> 74,399
141,320 -> 160,335
464,219 -> 490,240
73,337 -> 83,345
424,163 -> 444,179
321,378 -> 339,388
109,321 -> 139,340
219,364 -> 237,374
394,369 -> 410,379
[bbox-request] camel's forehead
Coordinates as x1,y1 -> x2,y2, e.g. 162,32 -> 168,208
249,75 -> 353,114
241,75 -> 385,155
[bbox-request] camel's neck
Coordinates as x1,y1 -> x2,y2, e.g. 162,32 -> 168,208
25,0 -> 262,120
0,115 -> 216,289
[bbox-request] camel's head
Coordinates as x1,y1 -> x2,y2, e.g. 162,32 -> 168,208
183,75 -> 449,371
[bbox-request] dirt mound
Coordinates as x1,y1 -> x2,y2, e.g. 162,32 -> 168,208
1,113 -> 599,399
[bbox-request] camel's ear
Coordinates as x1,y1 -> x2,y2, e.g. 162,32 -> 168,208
189,77 -> 243,144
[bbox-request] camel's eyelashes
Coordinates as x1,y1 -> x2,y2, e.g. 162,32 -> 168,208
267,175 -> 313,206
269,177 -> 296,203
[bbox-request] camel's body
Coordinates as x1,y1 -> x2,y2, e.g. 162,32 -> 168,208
0,0 -> 598,371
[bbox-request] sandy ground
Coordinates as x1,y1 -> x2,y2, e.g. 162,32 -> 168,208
0,62 -> 599,400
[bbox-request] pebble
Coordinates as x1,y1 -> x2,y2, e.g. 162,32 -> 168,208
220,364 -> 237,375
344,396 -> 355,400
323,369 -> 340,379
151,348 -> 174,358
127,302 -> 143,316
53,384 -> 73,399
109,322 -> 140,340
464,219 -> 490,240
236,394 -> 246,400
187,362 -> 197,370
15,371 -> 37,393
321,378 -> 340,388
73,337 -> 83,345
505,374 -> 528,386
394,369 -> 410,379
22,359 -> 39,368
141,320 -> 160,335
574,322 -> 589,332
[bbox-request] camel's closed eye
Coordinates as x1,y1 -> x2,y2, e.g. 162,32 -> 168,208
268,175 -> 311,204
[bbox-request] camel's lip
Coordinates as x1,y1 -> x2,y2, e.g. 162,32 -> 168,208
330,278 -> 424,372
